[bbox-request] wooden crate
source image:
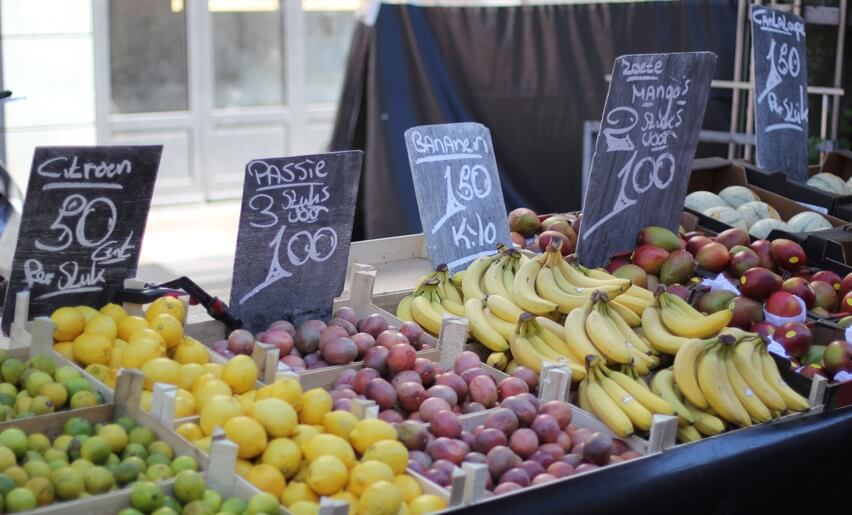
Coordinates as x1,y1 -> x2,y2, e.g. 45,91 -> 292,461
342,233 -> 432,303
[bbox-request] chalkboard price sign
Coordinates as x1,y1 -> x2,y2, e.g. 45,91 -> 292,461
751,5 -> 809,182
1,145 -> 163,335
577,52 -> 717,268
405,123 -> 513,273
229,151 -> 363,333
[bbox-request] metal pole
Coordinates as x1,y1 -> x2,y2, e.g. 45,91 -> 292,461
821,94 -> 830,162
728,0 -> 747,160
830,0 -> 847,142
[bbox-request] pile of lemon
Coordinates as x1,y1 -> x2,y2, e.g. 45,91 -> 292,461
176,377 -> 447,515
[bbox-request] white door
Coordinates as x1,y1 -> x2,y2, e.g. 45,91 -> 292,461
95,0 -> 355,204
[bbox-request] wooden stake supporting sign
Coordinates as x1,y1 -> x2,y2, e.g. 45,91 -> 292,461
229,151 -> 363,332
751,5 -> 809,182
405,123 -> 513,273
577,52 -> 717,268
2,145 -> 162,335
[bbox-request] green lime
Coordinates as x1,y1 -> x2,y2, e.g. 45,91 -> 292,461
131,481 -> 164,513
63,417 -> 94,437
5,487 -> 36,512
83,465 -> 114,494
128,427 -> 156,447
0,429 -> 27,458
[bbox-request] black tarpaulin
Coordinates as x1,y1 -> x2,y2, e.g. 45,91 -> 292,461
331,1 -> 740,241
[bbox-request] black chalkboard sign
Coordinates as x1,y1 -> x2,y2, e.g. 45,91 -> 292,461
751,5 -> 809,182
1,145 -> 162,334
404,123 -> 513,273
577,52 -> 717,268
229,151 -> 363,332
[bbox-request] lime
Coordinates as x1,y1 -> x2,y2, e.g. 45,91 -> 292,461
162,495 -> 182,512
52,467 -> 84,499
147,441 -> 173,460
83,465 -> 114,494
129,427 -> 156,447
26,433 -> 50,454
27,355 -> 56,376
131,481 -> 164,513
115,462 -> 140,486
0,473 -> 16,497
247,492 -> 279,515
202,489 -> 222,511
116,416 -> 137,433
170,455 -> 197,474
174,469 -> 206,503
122,443 -> 149,460
26,476 -> 55,506
70,390 -> 99,409
146,454 -> 171,467
22,460 -> 50,479
47,459 -> 68,471
0,393 -> 15,407
98,424 -> 128,453
0,428 -> 27,458
70,458 -> 94,475
118,510 -> 144,515
30,395 -> 55,415
220,497 -> 248,514
151,508 -> 178,515
5,487 -> 36,512
0,447 -> 17,470
0,359 -> 24,385
122,456 -> 147,473
4,466 -> 27,486
146,463 -> 173,481
81,436 -> 111,465
25,371 -> 52,397
181,500 -> 214,515
63,417 -> 94,436
66,377 -> 94,397
54,366 -> 82,385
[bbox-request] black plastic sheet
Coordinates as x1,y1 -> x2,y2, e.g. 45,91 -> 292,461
332,1 -> 740,240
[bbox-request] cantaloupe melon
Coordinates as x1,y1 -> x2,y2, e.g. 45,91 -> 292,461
685,191 -> 728,213
719,185 -> 760,208
749,218 -> 791,239
703,206 -> 748,230
787,211 -> 833,233
807,173 -> 849,195
736,201 -> 780,228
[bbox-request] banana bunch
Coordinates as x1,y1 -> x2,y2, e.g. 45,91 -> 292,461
509,312 -> 586,381
577,355 -> 674,438
663,332 -> 809,441
656,291 -> 734,339
397,273 -> 465,335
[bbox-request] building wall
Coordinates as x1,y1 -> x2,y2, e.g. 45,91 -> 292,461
1,0 -> 97,191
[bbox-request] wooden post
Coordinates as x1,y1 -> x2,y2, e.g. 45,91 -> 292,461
208,438 -> 239,497
114,369 -> 146,419
350,270 -> 377,319
10,291 -> 31,349
808,375 -> 828,411
319,497 -> 351,515
437,317 -> 468,370
647,414 -> 679,453
29,317 -> 55,356
351,399 -> 379,419
122,278 -> 146,316
151,383 -> 178,427
251,342 -> 278,385
537,361 -> 571,402
448,466 -> 466,507
461,462 -> 488,505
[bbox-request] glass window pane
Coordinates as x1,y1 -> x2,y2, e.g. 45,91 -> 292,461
212,3 -> 285,108
109,0 -> 189,114
304,10 -> 355,104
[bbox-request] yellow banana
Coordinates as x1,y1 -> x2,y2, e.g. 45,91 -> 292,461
758,346 -> 809,412
659,292 -> 733,338
684,400 -> 725,436
536,316 -> 568,340
732,338 -> 786,412
450,270 -> 465,288
594,367 -> 653,431
535,266 -> 592,313
622,284 -> 655,304
411,294 -> 444,336
562,303 -> 603,362
484,308 -> 516,341
577,376 -> 593,413
462,254 -> 497,301
603,302 -> 652,354
509,333 -> 549,373
609,300 -> 642,327
581,264 -> 622,282
611,293 -> 652,317
464,298 -> 509,352
512,258 -> 558,315
533,321 -> 583,364
441,297 -> 465,317
486,294 -> 524,323
443,279 -> 464,304
621,365 -> 651,392
724,347 -> 772,423
528,333 -> 585,381
602,367 -> 673,415
396,295 -> 414,322
697,345 -> 751,427
673,338 -> 710,409
677,425 -> 703,443
650,369 -> 695,424
486,352 -> 508,371
557,259 -> 630,288
585,301 -> 632,364
484,257 -> 513,299
642,308 -> 691,355
584,372 -> 635,437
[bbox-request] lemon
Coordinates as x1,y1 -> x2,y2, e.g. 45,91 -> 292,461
53,342 -> 73,360
110,348 -> 124,368
252,398 -> 297,438
223,416 -> 267,459
256,378 -> 302,407
140,390 -> 153,412
235,393 -> 255,417
145,297 -> 186,324
348,460 -> 394,497
118,316 -> 149,341
323,411 -> 359,441
246,464 -> 285,498
190,372 -> 215,391
172,337 -> 209,365
261,438 -> 301,479
193,436 -> 212,452
174,389 -> 196,418
200,395 -> 242,436
363,440 -> 408,475
149,314 -> 184,350
176,364 -> 206,391
140,358 -> 180,389
74,305 -> 99,322
330,491 -> 358,515
72,333 -> 112,366
221,356 -> 259,394
39,382 -> 68,408
202,363 -> 223,377
394,475 -> 421,502
122,338 -> 164,369
84,315 -> 118,339
350,419 -> 397,454
292,425 -> 322,450
358,480 -> 402,515
408,494 -> 447,515
302,434 -> 356,468
85,363 -> 114,386
51,307 -> 85,341
282,481 -> 318,507
235,459 -> 253,478
192,379 -> 231,411
99,303 -> 128,323
299,389 -> 332,425
290,501 -> 320,515
175,423 -> 203,442
113,338 -> 128,350
306,455 -> 347,496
